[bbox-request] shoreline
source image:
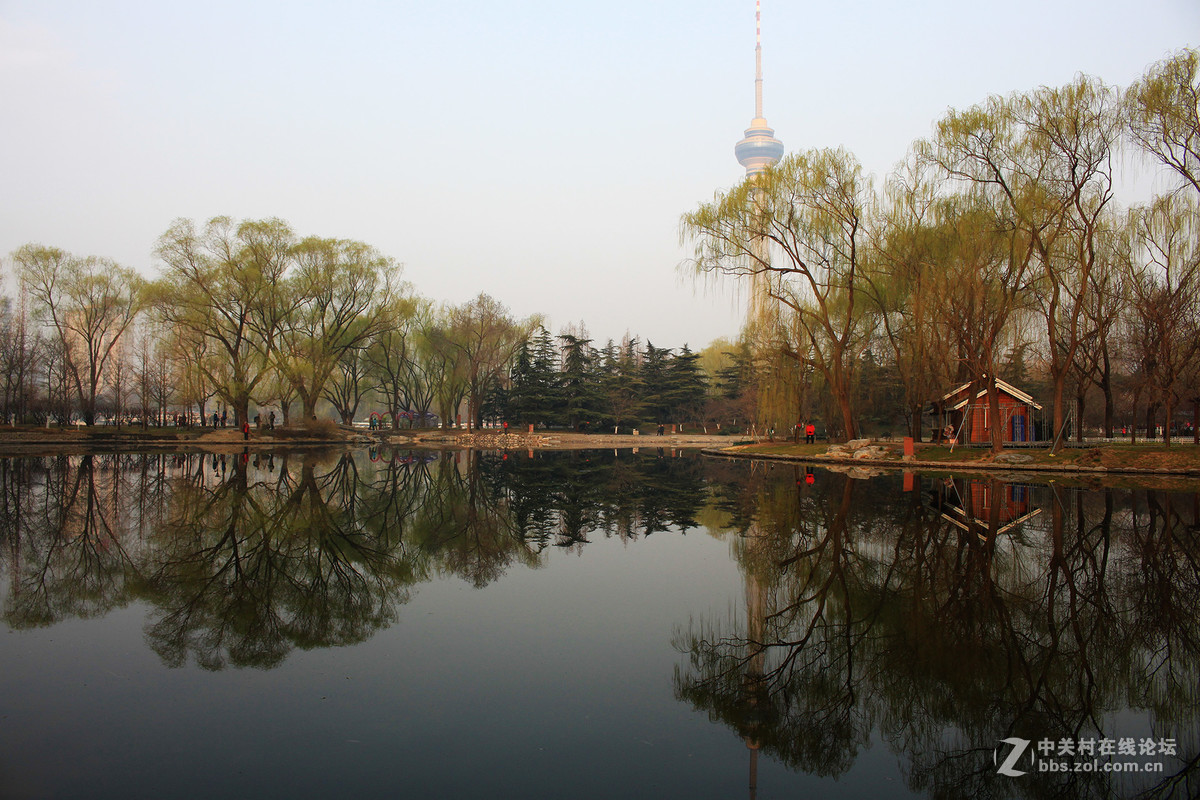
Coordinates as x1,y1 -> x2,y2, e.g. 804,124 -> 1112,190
700,447 -> 1200,478
701,440 -> 1200,479
0,426 -> 734,456
1,427 -> 1198,478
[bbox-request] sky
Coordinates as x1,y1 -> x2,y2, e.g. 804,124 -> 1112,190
1,0 -> 1197,350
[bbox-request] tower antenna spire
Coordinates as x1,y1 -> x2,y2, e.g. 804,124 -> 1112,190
755,0 -> 764,119
735,0 -> 783,177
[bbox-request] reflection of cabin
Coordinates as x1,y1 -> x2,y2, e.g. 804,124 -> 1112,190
929,477 -> 1042,538
936,379 -> 1042,444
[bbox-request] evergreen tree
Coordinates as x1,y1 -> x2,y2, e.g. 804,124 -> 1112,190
504,339 -> 537,422
665,344 -> 708,427
639,342 -> 673,425
505,327 -> 561,425
716,341 -> 755,401
558,334 -> 603,430
529,327 -> 562,424
600,337 -> 644,432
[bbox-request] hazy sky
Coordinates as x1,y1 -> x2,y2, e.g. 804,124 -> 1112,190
2,0 -> 1196,349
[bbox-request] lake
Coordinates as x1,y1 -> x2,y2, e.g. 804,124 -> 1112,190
0,449 -> 1196,799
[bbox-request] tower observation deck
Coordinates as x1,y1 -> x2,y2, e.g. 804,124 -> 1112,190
735,1 -> 784,177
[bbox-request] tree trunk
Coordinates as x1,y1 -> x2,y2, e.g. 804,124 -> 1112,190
1164,396 -> 1174,448
1193,398 -> 1199,446
1101,351 -> 1114,438
232,393 -> 251,428
831,372 -> 856,442
989,383 -> 1004,454
1050,373 -> 1066,453
388,394 -> 401,430
1075,391 -> 1085,443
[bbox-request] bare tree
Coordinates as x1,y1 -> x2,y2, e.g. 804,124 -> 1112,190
1120,195 -> 1200,447
0,294 -> 41,425
13,245 -> 144,425
444,293 -> 536,431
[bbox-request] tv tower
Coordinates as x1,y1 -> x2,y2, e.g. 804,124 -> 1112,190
734,1 -> 784,177
736,1 -> 787,433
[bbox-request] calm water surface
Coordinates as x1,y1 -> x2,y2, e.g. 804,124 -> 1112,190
0,450 -> 1196,799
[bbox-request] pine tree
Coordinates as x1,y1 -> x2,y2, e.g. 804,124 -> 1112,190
665,344 -> 708,427
558,334 -> 603,430
639,342 -> 673,425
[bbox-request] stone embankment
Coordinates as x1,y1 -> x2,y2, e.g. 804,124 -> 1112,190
702,437 -> 1200,478
400,431 -> 731,450
406,431 -> 555,449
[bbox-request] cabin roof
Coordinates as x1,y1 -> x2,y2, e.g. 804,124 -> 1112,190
940,378 -> 1043,411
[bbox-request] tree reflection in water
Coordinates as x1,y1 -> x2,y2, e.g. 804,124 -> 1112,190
0,455 -> 150,628
0,448 -> 707,668
4,450 -> 1195,796
676,463 -> 1200,799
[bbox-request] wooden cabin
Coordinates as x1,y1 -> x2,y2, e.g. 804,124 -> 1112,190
936,379 -> 1042,444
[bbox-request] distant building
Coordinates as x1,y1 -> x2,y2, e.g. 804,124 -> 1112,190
936,379 -> 1042,444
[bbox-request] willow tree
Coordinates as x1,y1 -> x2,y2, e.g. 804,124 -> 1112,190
362,295 -> 429,428
444,293 -> 537,431
1020,77 -> 1120,448
14,245 -> 145,425
682,148 -> 876,440
866,158 -> 957,440
1126,48 -> 1200,443
927,194 -> 1039,453
275,237 -> 404,421
421,310 -> 469,430
1125,48 -> 1200,196
921,77 -> 1119,451
1071,229 -> 1126,439
1120,195 -> 1200,447
153,217 -> 294,427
